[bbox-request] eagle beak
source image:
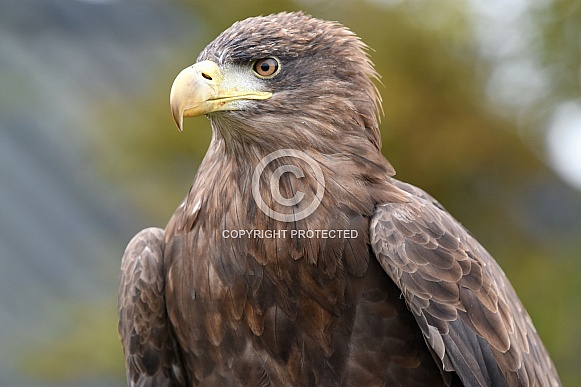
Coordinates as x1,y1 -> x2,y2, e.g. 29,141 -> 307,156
170,60 -> 272,131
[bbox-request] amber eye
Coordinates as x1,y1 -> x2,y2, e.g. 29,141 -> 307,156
252,58 -> 280,78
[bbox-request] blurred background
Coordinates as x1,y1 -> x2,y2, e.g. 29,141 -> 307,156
0,0 -> 579,385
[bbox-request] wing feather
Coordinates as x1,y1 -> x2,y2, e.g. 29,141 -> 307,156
370,180 -> 560,387
118,227 -> 186,387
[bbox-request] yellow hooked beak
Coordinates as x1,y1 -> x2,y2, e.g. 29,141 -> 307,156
169,60 -> 272,131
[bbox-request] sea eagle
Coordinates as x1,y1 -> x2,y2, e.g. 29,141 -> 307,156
118,12 -> 560,386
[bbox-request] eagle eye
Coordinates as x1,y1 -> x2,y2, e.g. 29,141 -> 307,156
252,57 -> 280,78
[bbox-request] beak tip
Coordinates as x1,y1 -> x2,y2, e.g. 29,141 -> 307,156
170,100 -> 184,131
174,115 -> 184,132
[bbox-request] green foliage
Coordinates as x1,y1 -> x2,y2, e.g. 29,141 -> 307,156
535,0 -> 581,99
18,302 -> 125,382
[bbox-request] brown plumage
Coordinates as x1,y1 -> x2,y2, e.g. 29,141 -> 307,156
118,12 -> 560,386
